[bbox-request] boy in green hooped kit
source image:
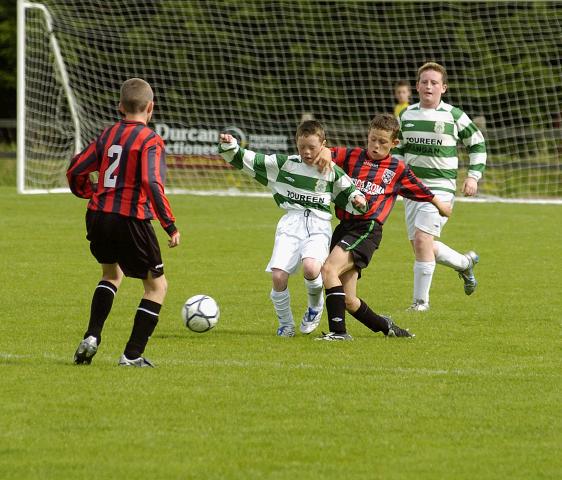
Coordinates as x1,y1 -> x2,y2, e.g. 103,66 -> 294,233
219,120 -> 366,337
394,62 -> 486,312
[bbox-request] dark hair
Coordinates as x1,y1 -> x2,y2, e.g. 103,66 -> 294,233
120,78 -> 154,114
417,62 -> 448,85
369,113 -> 400,140
295,120 -> 326,142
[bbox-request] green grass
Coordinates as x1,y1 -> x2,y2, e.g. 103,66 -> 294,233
0,158 -> 16,187
0,187 -> 560,479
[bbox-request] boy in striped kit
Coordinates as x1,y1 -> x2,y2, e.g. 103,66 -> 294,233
394,62 -> 486,311
317,114 -> 451,341
219,121 -> 366,337
67,78 -> 180,367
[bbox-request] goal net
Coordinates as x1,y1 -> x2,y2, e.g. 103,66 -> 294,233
19,0 -> 562,200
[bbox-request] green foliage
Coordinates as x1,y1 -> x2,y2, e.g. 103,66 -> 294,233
0,188 -> 561,479
0,0 -> 16,116
453,3 -> 561,130
0,0 -> 16,88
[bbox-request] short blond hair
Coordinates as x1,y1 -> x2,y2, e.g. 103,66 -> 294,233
417,62 -> 448,85
369,113 -> 400,140
120,78 -> 153,114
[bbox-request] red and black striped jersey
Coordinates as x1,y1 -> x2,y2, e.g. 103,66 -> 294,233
67,120 -> 176,235
331,147 -> 434,224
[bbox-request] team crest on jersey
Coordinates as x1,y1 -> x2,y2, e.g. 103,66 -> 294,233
315,179 -> 327,193
382,168 -> 396,185
434,121 -> 445,134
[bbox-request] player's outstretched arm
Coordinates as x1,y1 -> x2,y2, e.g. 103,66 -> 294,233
218,134 -> 244,168
218,133 -> 282,187
431,196 -> 452,218
219,133 -> 235,145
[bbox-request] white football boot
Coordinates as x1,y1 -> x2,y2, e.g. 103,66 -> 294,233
276,324 -> 296,337
118,354 -> 155,367
73,335 -> 98,365
299,306 -> 323,334
458,251 -> 479,295
407,299 -> 430,312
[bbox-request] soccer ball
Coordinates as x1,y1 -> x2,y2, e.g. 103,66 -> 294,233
182,295 -> 220,333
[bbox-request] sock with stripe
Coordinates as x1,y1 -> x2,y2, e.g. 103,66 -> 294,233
350,299 -> 389,334
413,260 -> 435,304
84,280 -> 118,344
326,286 -> 347,334
434,241 -> 469,271
270,288 -> 294,327
304,274 -> 324,310
124,299 -> 161,359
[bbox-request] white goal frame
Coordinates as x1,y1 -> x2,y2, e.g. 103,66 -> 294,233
17,0 -> 82,194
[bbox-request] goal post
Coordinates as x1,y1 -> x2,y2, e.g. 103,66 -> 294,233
18,0 -> 562,200
18,0 -> 81,193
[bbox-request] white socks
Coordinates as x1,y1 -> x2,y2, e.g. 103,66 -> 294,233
413,261 -> 435,304
270,288 -> 293,326
434,241 -> 469,271
304,274 -> 324,310
270,275 -> 323,327
412,242 -> 468,305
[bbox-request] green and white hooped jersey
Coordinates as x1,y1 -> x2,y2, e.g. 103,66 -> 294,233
219,140 -> 364,220
393,101 -> 486,194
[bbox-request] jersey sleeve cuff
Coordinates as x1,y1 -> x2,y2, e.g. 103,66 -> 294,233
164,223 -> 177,236
218,140 -> 238,153
467,171 -> 482,181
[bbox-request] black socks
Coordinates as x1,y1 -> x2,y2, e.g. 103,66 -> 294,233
85,280 -> 117,343
350,299 -> 390,334
326,286 -> 347,333
124,299 -> 161,359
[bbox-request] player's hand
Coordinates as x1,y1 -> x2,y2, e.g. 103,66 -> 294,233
462,177 -> 478,196
438,202 -> 453,218
168,231 -> 180,248
219,133 -> 235,144
312,147 -> 333,174
352,194 -> 367,212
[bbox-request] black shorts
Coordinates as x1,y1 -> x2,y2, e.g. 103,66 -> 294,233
86,210 -> 164,279
330,219 -> 383,273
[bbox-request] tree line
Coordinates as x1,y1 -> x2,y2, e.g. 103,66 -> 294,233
5,1 -> 562,157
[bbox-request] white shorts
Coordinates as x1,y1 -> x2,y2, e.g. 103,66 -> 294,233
404,191 -> 455,240
266,211 -> 332,274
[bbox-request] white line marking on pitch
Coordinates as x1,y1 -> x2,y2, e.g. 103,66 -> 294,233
0,352 -> 555,378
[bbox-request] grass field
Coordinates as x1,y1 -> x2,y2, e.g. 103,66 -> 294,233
0,186 -> 560,479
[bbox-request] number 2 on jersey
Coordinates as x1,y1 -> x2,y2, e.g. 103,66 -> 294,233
104,144 -> 122,188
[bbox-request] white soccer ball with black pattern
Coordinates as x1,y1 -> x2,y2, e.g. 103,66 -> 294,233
182,295 -> 220,333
